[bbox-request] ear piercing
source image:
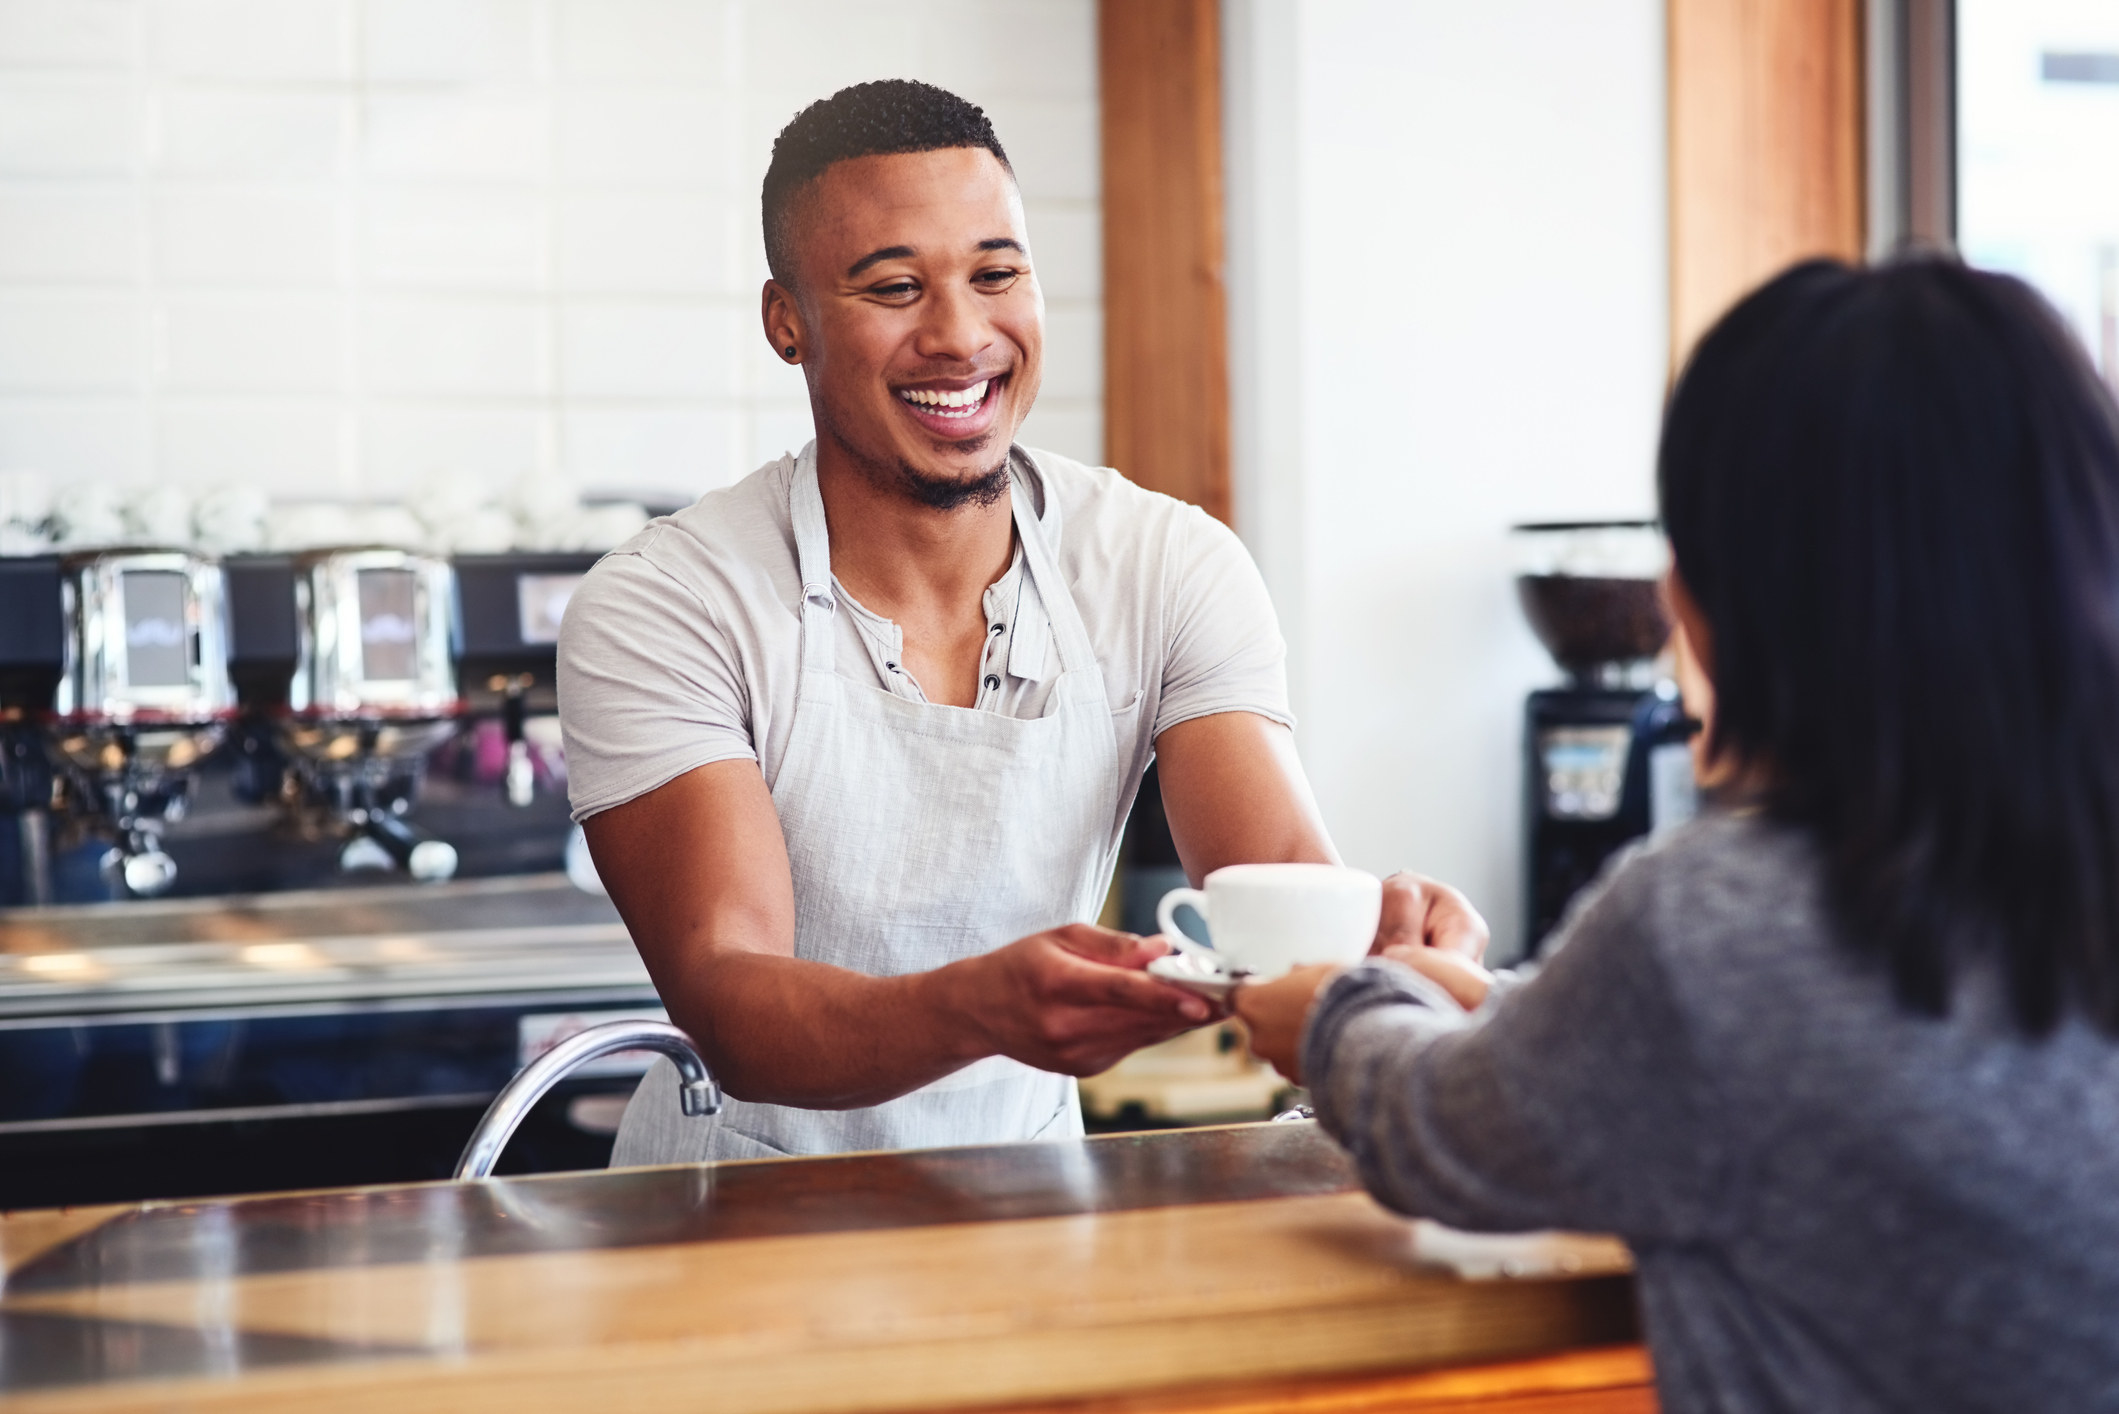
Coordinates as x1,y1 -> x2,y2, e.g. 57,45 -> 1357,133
784,345 -> 798,360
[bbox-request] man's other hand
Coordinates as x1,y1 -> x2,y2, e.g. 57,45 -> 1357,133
1371,872 -> 1490,962
961,924 -> 1212,1077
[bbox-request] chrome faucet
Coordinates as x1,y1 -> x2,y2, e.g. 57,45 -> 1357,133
454,1019 -> 720,1181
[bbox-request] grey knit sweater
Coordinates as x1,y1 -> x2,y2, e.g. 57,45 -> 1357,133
1303,809 -> 2119,1413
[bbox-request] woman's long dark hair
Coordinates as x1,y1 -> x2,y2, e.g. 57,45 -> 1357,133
1659,257 -> 2119,1034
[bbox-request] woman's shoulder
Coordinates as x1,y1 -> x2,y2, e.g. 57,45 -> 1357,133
1559,806 -> 1833,976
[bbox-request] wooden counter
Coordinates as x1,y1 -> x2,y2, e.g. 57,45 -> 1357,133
0,1123 -> 1653,1413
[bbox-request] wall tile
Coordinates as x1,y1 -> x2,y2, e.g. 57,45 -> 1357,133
0,78 -> 139,174
560,303 -> 736,398
556,89 -> 735,189
162,294 -> 343,392
158,91 -> 347,179
361,0 -> 534,85
0,295 -> 141,390
982,97 -> 1098,204
1039,302 -> 1100,401
157,398 -> 343,494
747,400 -> 811,470
0,0 -> 140,69
154,186 -> 340,283
364,297 -> 542,396
1025,203 -> 1098,302
1015,398 -> 1100,469
742,331 -> 805,399
557,190 -> 732,293
739,3 -> 915,99
0,398 -> 145,481
920,0 -> 1097,104
362,94 -> 543,181
153,0 -> 347,82
563,405 -> 738,494
556,0 -> 728,85
360,402 -> 541,495
364,186 -> 540,289
0,185 -> 137,280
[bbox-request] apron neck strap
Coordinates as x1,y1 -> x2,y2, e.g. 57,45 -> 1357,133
1007,452 -> 1095,676
789,447 -> 838,674
788,445 -> 1096,677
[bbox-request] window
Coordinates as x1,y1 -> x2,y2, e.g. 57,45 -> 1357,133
1959,0 -> 2119,389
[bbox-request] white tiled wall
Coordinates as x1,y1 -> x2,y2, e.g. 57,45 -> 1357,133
0,0 -> 1101,506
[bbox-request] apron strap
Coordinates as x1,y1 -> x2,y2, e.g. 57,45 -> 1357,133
1009,450 -> 1097,678
788,447 -> 838,676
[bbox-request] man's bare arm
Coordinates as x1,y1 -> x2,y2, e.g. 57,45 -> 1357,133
584,760 -> 1210,1108
1155,712 -> 1489,958
1154,712 -> 1339,879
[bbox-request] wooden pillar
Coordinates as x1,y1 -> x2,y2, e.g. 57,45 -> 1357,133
1098,0 -> 1232,525
1667,0 -> 1866,364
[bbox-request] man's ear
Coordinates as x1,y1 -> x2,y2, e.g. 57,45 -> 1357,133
761,279 -> 806,365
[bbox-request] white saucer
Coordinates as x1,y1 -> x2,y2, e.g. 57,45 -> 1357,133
1147,952 -> 1250,1002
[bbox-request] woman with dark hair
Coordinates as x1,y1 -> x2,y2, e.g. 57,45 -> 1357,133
1238,257 -> 2119,1411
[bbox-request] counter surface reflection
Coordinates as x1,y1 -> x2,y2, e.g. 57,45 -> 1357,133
0,1122 -> 1650,1413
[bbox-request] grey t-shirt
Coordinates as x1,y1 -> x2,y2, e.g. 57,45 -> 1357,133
559,443 -> 1292,825
1304,809 -> 2119,1413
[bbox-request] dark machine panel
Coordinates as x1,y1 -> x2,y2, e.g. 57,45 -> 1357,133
0,555 -> 63,709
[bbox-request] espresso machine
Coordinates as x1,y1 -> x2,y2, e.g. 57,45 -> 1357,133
0,536 -> 653,1208
0,550 -> 237,900
281,547 -> 464,880
1515,521 -> 1698,954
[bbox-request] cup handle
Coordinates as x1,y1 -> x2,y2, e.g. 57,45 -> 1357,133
1155,888 -> 1218,961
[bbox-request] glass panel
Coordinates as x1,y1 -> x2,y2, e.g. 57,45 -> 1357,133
120,570 -> 189,690
355,568 -> 419,682
1959,0 -> 2119,391
516,573 -> 584,647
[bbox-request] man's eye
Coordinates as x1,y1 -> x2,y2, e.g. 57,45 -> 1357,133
871,281 -> 917,297
975,268 -> 1021,290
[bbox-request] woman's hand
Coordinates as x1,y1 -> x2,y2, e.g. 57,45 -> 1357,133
1372,872 -> 1491,961
1389,946 -> 1494,1011
1234,963 -> 1343,1085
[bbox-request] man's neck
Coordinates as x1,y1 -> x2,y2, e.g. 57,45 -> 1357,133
813,440 -> 1017,625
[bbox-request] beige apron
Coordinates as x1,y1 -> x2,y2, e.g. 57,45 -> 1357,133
611,448 -> 1122,1163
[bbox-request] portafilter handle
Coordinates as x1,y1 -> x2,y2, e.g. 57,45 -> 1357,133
357,809 -> 458,882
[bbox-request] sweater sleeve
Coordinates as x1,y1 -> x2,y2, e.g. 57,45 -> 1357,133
1300,857 -> 1717,1243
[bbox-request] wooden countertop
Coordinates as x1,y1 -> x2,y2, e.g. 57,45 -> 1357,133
0,1123 -> 1652,1413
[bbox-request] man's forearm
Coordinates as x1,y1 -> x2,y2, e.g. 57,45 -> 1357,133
663,948 -> 993,1109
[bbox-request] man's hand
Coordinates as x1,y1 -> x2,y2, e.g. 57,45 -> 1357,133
1233,963 -> 1342,1085
960,924 -> 1213,1076
1372,871 -> 1490,961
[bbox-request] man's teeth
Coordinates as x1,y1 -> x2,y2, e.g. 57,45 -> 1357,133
899,380 -> 990,417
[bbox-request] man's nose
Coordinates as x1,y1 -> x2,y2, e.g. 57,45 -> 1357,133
913,282 -> 991,365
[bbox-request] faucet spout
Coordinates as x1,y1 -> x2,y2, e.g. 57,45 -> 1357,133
454,1019 -> 720,1181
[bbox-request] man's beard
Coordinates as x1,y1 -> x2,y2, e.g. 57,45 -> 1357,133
822,416 -> 1010,511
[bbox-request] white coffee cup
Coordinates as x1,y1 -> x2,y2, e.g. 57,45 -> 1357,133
1155,863 -> 1383,980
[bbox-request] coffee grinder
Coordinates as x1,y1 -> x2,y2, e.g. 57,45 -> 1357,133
1515,522 -> 1697,955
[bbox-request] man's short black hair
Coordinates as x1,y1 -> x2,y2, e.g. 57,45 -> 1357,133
762,79 -> 1012,285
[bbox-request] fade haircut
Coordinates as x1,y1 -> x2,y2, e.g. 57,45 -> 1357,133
762,80 -> 1012,286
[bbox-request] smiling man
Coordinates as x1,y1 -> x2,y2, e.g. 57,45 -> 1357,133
559,81 -> 1479,1164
